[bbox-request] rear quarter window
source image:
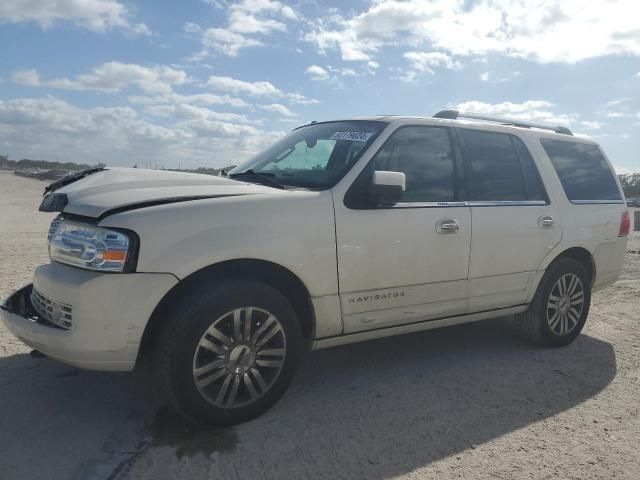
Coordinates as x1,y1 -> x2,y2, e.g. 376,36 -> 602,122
541,139 -> 622,202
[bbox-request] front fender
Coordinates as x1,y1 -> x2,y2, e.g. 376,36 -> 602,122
99,190 -> 339,298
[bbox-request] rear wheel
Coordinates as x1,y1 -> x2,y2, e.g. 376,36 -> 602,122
516,258 -> 591,347
156,279 -> 302,425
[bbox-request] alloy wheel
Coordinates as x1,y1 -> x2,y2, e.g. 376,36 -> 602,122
546,273 -> 585,336
192,307 -> 286,408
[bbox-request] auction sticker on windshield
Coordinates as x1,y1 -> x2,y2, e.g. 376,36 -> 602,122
329,131 -> 374,142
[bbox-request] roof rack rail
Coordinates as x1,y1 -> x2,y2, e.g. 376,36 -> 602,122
433,109 -> 573,136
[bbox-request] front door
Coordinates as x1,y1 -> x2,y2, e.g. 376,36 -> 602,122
334,124 -> 471,333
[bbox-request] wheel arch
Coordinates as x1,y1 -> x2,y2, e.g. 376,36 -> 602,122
136,258 -> 316,367
537,247 -> 596,293
551,247 -> 596,286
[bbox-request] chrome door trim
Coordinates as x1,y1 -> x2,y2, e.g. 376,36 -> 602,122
467,200 -> 547,207
570,199 -> 625,205
392,201 -> 467,208
390,200 -> 551,208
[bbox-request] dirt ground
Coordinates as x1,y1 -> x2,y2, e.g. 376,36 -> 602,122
0,170 -> 639,480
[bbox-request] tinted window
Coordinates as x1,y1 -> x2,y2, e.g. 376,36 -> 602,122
541,139 -> 621,201
461,129 -> 529,201
513,137 -> 545,202
373,126 -> 456,202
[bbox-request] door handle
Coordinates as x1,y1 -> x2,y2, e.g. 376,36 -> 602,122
436,218 -> 459,234
538,215 -> 554,229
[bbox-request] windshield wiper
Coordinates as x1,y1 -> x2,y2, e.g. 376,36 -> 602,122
229,170 -> 285,189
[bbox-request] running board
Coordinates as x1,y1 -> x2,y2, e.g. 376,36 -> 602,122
312,305 -> 528,350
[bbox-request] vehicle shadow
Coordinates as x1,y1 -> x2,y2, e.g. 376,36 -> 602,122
0,351 -> 144,480
0,318 -> 617,480
194,318 -> 617,480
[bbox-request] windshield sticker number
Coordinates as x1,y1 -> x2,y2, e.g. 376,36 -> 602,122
329,131 -> 374,142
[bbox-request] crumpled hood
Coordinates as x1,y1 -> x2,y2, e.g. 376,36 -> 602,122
41,167 -> 276,218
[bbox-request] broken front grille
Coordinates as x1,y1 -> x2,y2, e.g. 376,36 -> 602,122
30,288 -> 73,330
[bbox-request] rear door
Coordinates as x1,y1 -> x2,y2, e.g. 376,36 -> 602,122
458,127 -> 562,312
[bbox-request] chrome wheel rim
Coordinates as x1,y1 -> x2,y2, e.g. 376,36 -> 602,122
192,307 -> 286,408
547,273 -> 585,336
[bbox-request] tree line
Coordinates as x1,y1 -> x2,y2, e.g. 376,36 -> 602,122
0,157 -> 100,171
618,173 -> 640,198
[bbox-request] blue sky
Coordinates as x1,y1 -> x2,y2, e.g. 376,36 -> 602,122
0,0 -> 639,171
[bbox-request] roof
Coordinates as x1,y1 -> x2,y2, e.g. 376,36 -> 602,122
294,112 -> 593,143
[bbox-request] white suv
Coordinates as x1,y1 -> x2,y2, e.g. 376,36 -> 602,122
1,110 -> 630,425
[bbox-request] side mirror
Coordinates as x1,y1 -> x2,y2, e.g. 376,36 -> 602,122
369,170 -> 406,207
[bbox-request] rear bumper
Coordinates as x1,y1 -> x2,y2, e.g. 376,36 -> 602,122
1,263 -> 178,371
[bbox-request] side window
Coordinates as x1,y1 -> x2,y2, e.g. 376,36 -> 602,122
461,129 -> 540,202
541,139 -> 622,202
372,126 -> 456,203
513,137 -> 545,202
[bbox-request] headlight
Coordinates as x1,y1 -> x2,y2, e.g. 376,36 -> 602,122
48,217 -> 136,272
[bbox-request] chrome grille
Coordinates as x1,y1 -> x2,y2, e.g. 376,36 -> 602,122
30,288 -> 73,330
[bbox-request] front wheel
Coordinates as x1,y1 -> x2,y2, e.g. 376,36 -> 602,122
156,279 -> 302,425
516,258 -> 591,347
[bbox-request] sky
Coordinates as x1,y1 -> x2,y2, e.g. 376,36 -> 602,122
0,0 -> 639,172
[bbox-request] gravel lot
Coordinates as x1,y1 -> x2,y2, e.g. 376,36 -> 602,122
1,170 -> 639,480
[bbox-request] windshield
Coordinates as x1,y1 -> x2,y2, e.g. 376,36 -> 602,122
229,120 -> 387,189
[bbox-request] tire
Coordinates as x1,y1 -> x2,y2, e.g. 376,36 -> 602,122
516,257 -> 591,347
155,278 -> 302,425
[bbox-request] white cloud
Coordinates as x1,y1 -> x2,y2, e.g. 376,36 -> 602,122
305,0 -> 640,64
192,0 -> 298,57
144,104 -> 252,124
603,112 -> 632,118
11,69 -> 40,86
0,0 -> 150,34
404,52 -> 462,74
206,75 -> 318,104
304,65 -> 362,85
206,76 -> 280,96
306,65 -> 329,80
600,98 -> 634,119
580,120 -> 604,130
606,98 -> 631,106
199,28 -> 263,57
129,91 -> 251,109
259,103 -> 295,117
400,51 -> 462,81
0,96 -> 279,168
183,22 -> 202,33
12,63 -> 189,94
478,71 -> 521,83
454,100 -> 578,126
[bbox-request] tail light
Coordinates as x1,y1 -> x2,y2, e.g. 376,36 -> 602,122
618,211 -> 630,237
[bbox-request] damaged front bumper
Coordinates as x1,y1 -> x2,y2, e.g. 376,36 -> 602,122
1,262 -> 178,371
1,283 -> 84,366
